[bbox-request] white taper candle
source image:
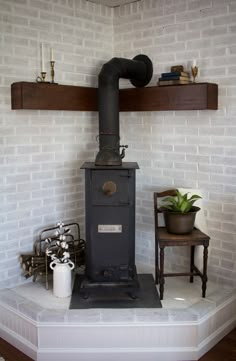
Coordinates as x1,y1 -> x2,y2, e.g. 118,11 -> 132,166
50,47 -> 54,62
41,43 -> 45,72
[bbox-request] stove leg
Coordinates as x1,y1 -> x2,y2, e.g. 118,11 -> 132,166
129,291 -> 137,299
82,292 -> 89,300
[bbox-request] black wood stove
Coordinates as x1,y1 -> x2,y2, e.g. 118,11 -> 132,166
80,54 -> 153,299
80,161 -> 139,298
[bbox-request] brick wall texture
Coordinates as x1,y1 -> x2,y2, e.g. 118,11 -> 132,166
1,0 -> 236,289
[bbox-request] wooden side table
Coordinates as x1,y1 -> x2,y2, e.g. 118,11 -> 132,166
157,228 -> 210,300
154,190 -> 210,300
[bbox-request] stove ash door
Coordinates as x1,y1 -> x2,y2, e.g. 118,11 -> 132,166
85,167 -> 137,283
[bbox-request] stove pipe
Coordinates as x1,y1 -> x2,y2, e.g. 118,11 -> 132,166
95,54 -> 153,166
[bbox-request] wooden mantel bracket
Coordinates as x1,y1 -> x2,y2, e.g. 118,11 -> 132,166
11,82 -> 218,112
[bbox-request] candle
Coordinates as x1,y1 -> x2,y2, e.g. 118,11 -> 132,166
41,43 -> 45,72
192,59 -> 197,68
50,47 -> 54,62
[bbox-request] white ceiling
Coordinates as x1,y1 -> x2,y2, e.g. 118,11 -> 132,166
88,0 -> 139,7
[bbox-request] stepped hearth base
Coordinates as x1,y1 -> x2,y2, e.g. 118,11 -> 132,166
0,277 -> 235,361
70,273 -> 162,309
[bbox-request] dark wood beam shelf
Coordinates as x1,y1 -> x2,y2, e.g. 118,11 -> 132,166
11,82 -> 218,112
120,83 -> 218,111
11,82 -> 97,111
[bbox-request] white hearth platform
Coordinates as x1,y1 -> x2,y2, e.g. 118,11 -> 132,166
0,275 -> 235,361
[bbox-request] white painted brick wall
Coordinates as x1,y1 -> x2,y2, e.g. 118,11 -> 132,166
1,0 -> 236,290
0,0 -> 113,289
114,0 -> 236,287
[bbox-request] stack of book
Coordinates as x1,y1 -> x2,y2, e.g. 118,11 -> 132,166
158,71 -> 192,86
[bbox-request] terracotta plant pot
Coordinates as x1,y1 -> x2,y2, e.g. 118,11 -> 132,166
162,206 -> 200,234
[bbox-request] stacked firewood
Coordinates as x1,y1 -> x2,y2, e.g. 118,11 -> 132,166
20,242 -> 85,281
20,254 -> 46,280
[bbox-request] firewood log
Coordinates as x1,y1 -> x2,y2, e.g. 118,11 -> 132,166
19,253 -> 34,264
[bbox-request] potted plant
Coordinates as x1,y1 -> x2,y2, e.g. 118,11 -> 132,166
161,190 -> 202,234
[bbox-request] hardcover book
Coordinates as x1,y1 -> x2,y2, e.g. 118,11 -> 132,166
159,76 -> 191,81
158,79 -> 192,86
171,65 -> 184,72
161,71 -> 190,78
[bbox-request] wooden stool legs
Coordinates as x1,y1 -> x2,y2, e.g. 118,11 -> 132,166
202,245 -> 208,298
159,247 -> 165,300
157,244 -> 209,300
190,245 -> 195,283
155,239 -> 159,285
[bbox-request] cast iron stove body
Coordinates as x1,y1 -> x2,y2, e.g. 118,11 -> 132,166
80,161 -> 139,298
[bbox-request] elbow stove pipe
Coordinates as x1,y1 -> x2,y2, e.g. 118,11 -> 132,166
95,54 -> 153,166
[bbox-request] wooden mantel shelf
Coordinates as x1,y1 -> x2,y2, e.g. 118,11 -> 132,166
11,82 -> 98,111
120,82 -> 218,111
11,82 -> 218,112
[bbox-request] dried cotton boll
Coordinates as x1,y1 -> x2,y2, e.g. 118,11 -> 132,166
60,241 -> 68,249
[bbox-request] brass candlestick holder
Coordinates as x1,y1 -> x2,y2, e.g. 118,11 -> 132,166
50,61 -> 55,83
191,66 -> 198,83
41,71 -> 46,81
36,71 -> 47,83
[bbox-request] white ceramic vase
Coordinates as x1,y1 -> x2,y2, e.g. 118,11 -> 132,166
50,260 -> 75,298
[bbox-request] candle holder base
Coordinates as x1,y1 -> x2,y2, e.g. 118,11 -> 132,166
36,72 -> 48,83
35,80 -> 58,84
191,66 -> 198,83
50,61 -> 55,84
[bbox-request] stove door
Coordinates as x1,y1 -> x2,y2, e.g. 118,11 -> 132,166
86,205 -> 135,282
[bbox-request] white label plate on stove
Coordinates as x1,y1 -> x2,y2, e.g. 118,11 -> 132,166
98,224 -> 122,233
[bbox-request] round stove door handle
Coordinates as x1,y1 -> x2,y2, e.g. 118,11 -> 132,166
102,181 -> 117,196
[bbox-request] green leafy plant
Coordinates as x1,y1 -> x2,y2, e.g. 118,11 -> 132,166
162,190 -> 201,214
